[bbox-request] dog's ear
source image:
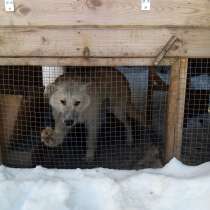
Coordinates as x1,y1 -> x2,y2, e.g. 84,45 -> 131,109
80,82 -> 92,92
44,82 -> 57,98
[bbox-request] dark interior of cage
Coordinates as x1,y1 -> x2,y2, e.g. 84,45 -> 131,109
181,59 -> 210,165
0,66 -> 170,169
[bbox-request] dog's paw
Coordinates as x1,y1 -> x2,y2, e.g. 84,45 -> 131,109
41,127 -> 59,147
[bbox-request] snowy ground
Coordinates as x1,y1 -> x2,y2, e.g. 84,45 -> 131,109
1,158 -> 210,210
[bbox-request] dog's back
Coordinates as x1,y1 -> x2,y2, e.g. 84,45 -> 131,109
53,67 -> 132,105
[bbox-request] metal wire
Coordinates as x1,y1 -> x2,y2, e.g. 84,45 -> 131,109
181,58 -> 210,165
0,66 -> 170,169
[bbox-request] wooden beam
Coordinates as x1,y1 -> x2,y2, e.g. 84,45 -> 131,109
0,0 -> 209,27
165,58 -> 188,163
0,57 -> 175,66
165,59 -> 179,163
0,28 -> 210,59
174,58 -> 188,159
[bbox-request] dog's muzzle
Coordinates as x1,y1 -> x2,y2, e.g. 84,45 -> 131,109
64,111 -> 79,127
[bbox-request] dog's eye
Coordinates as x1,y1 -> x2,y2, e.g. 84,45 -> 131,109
74,101 -> 80,106
60,99 -> 66,105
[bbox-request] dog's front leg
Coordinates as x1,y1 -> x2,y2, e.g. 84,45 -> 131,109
41,119 -> 66,147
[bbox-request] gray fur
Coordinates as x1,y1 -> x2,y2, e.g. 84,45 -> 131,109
41,69 -> 144,161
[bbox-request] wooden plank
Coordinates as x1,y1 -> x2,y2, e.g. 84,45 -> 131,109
0,0 -> 209,27
165,58 -> 188,163
0,95 -> 23,145
165,58 -> 180,163
0,57 -> 175,67
174,58 -> 188,159
0,95 -> 23,163
0,28 -> 210,58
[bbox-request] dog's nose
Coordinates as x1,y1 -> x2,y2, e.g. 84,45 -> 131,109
64,119 -> 74,126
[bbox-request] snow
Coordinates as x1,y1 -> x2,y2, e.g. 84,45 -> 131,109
1,158 -> 210,210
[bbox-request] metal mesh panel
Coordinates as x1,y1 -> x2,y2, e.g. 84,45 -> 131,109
182,58 -> 210,165
0,66 -> 170,169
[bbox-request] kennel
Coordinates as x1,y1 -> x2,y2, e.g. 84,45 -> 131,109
0,0 -> 209,169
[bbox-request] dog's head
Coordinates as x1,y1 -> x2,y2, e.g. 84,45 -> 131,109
45,80 -> 91,127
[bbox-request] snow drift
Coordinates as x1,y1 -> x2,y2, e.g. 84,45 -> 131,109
0,158 -> 210,210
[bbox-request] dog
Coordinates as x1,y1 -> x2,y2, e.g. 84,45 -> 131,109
41,67 -> 145,161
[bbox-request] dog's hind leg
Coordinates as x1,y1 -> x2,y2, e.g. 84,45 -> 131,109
85,106 -> 100,162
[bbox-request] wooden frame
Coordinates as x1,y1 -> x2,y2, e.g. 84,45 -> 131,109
0,57 -> 188,166
0,0 -> 208,165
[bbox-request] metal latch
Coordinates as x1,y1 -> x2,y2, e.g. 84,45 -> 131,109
153,36 -> 179,66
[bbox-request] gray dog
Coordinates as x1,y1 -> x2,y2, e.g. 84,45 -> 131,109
41,67 -> 144,161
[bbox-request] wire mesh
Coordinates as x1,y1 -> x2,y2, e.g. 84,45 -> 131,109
0,65 -> 170,169
181,58 -> 210,165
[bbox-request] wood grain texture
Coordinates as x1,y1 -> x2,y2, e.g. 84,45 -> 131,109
165,58 -> 188,162
174,58 -> 188,160
0,95 -> 23,164
0,0 -> 210,27
0,28 -> 210,58
165,58 -> 180,163
0,57 -> 175,66
0,95 -> 23,145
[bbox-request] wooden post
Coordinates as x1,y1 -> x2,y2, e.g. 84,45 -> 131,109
165,57 -> 188,163
174,58 -> 188,159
